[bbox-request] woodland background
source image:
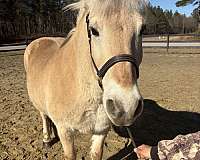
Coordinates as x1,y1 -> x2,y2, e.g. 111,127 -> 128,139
0,0 -> 199,43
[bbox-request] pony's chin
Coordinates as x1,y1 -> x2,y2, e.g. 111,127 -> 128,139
106,115 -> 135,127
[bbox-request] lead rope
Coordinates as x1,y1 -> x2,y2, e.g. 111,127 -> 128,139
123,128 -> 152,160
120,127 -> 137,160
126,127 -> 137,148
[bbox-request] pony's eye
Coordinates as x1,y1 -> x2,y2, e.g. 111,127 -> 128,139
90,27 -> 99,37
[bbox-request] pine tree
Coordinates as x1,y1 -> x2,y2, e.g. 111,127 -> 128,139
176,0 -> 200,30
176,0 -> 200,7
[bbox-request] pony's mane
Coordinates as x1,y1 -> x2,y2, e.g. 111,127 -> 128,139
64,0 -> 148,19
60,28 -> 75,48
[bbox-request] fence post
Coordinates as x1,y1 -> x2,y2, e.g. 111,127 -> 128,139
167,34 -> 169,53
25,37 -> 28,46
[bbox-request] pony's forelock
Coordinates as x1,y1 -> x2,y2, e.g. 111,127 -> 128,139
63,0 -> 148,17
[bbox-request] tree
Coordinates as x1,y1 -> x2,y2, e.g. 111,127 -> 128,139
0,0 -> 78,43
0,0 -> 199,42
176,0 -> 200,31
176,0 -> 200,7
192,7 -> 200,31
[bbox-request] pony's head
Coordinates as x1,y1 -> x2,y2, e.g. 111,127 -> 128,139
66,0 -> 147,126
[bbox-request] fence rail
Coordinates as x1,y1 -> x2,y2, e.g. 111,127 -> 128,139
0,34 -> 199,52
143,33 -> 200,38
0,42 -> 27,47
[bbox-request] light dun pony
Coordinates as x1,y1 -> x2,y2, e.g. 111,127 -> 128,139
24,0 -> 146,159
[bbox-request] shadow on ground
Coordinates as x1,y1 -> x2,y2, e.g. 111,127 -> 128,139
108,99 -> 200,160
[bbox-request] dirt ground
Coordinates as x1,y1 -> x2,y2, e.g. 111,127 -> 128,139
0,48 -> 200,160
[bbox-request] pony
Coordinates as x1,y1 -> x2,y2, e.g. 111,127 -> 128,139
24,0 -> 146,159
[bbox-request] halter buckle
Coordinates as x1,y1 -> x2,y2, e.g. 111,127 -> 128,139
98,77 -> 103,90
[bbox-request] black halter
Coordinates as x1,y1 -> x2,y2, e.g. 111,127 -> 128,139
86,14 -> 139,89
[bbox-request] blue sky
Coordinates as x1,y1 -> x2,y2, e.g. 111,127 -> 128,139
149,0 -> 195,16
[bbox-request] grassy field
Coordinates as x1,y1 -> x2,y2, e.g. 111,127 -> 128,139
0,49 -> 200,159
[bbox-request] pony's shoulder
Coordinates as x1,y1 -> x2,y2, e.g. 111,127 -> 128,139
24,37 -> 65,71
27,37 -> 65,51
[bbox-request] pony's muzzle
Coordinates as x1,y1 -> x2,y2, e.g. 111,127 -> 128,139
105,98 -> 143,126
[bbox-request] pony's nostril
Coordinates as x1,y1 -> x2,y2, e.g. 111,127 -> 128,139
106,99 -> 124,118
106,99 -> 115,111
106,99 -> 115,115
115,111 -> 124,118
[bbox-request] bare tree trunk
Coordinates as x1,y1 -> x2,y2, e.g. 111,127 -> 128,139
26,17 -> 30,36
38,15 -> 42,33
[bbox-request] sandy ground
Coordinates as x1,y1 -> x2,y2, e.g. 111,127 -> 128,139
0,48 -> 200,160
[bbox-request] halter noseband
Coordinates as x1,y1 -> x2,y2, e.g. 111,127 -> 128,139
86,14 -> 139,89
